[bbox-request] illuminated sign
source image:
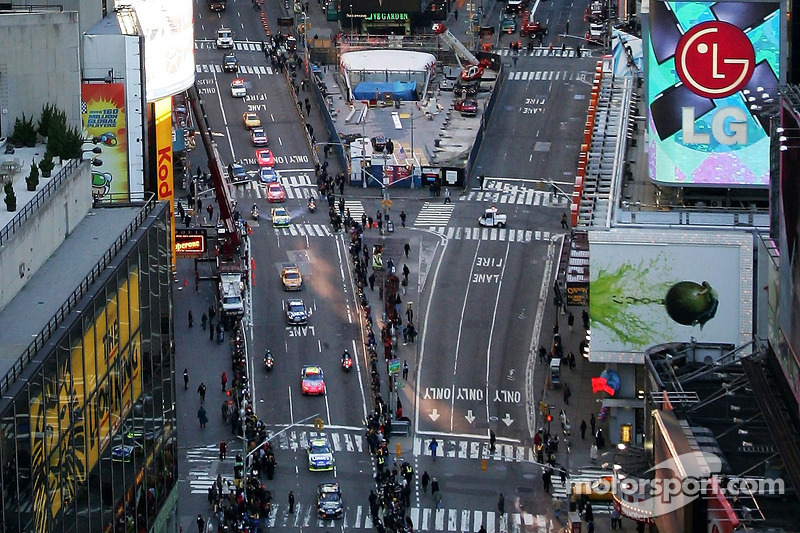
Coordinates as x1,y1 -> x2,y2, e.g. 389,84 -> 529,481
365,12 -> 409,21
154,98 -> 176,269
647,2 -> 779,186
175,229 -> 207,257
81,83 -> 130,201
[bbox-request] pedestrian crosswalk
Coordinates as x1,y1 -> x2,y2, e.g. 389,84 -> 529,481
550,467 -> 615,514
196,64 -> 274,75
465,181 -> 569,207
413,202 -> 455,227
264,503 -> 562,531
345,200 -> 366,221
186,445 -> 227,494
429,226 -> 552,243
195,40 -> 267,52
497,47 -> 579,58
506,70 -> 576,81
274,223 -> 334,237
229,175 -> 315,200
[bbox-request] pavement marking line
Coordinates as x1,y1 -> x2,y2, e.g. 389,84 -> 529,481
410,508 -> 420,530
473,511 -> 483,532
448,509 -> 458,531
435,509 -> 445,530
485,512 -> 495,533
422,508 -> 431,530
498,513 -> 508,533
461,509 -> 471,531
364,513 -> 373,528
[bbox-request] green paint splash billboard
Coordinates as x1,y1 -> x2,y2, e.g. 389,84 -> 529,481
588,230 -> 753,359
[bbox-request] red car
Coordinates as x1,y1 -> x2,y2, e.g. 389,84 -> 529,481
267,182 -> 286,203
454,98 -> 478,117
301,366 -> 326,395
256,148 -> 275,167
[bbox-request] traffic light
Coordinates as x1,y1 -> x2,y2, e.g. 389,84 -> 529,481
545,414 -> 553,423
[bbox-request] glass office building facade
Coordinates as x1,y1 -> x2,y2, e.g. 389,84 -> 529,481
0,203 -> 177,533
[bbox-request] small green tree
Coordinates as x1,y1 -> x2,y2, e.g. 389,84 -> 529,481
4,181 -> 16,211
46,109 -> 68,159
63,125 -> 84,160
39,151 -> 56,177
26,161 -> 40,191
38,103 -> 56,138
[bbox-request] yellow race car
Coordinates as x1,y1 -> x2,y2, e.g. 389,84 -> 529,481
243,112 -> 261,129
281,265 -> 303,291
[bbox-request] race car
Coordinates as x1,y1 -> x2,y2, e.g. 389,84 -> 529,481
281,265 -> 303,290
256,148 -> 275,167
454,98 -> 478,117
250,127 -> 269,147
111,444 -> 136,463
259,166 -> 278,183
271,206 -> 291,227
307,435 -> 334,470
286,298 -> 308,325
317,483 -> 343,519
301,365 -> 325,395
230,78 -> 246,97
267,182 -> 286,203
243,112 -> 261,129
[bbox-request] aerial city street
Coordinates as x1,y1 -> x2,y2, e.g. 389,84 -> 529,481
2,0 -> 799,531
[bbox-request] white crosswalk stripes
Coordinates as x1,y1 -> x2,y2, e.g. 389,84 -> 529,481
229,174 -> 317,201
195,64 -> 274,75
464,179 -> 569,207
194,40 -> 267,52
261,504 -> 558,531
345,200 -> 366,221
186,445 -> 225,494
274,223 -> 333,237
413,202 -> 455,227
497,47 -> 577,58
429,226 -> 550,243
507,70 -> 574,81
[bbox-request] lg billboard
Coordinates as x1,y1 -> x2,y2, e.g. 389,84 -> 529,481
647,1 -> 780,187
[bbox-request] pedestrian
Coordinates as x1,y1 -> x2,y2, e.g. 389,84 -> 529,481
404,243 -> 410,258
369,490 -> 379,518
568,312 -> 575,332
580,419 -> 587,440
454,8 -> 458,20
421,471 -> 430,493
478,174 -> 485,190
209,305 -> 216,322
590,443 -> 598,464
305,101 -> 311,116
553,496 -> 562,520
538,345 -> 547,363
610,507 -> 621,529
198,382 -> 207,403
585,502 -> 594,523
429,438 -> 438,460
201,312 -> 207,330
219,440 -> 227,460
188,310 -> 194,328
368,272 -> 376,290
209,319 -> 215,340
563,383 -> 571,405
444,187 -> 451,203
590,413 -> 596,434
198,406 -> 208,428
479,526 -> 487,533
288,491 -> 295,513
402,360 -> 409,380
568,351 -> 576,370
489,429 -> 496,454
402,264 -> 410,285
197,514 -> 205,533
587,520 -> 595,533
497,492 -> 505,515
560,467 -> 567,485
431,477 -> 441,503
362,213 -> 367,228
183,368 -> 189,390
207,203 -> 214,221
406,302 -> 413,323
582,309 -> 589,329
400,210 -> 406,227
543,468 -> 552,493
221,372 -> 228,392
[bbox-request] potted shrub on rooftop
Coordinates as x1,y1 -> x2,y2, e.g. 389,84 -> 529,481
4,181 -> 16,211
39,151 -> 55,178
17,114 -> 38,148
26,161 -> 39,191
38,103 -> 56,142
11,117 -> 25,148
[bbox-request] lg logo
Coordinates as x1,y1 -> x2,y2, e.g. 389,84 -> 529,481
676,21 -> 755,146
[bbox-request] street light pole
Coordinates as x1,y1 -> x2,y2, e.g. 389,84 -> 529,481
350,4 -> 354,36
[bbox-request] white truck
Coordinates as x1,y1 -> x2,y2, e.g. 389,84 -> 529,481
216,27 -> 234,49
478,206 -> 507,228
219,273 -> 244,318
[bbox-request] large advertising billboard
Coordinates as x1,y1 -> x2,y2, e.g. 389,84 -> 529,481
29,266 -> 141,532
128,0 -> 195,101
589,229 -> 753,360
82,83 -> 130,201
155,98 -> 176,269
647,1 -> 780,187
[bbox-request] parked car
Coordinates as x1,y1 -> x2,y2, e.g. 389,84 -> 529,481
501,14 -> 517,34
454,98 -> 478,117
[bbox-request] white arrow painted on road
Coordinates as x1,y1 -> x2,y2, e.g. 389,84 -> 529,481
502,413 -> 514,426
465,410 -> 476,424
429,409 -> 440,421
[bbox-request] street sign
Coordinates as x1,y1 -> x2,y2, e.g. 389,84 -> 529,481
388,358 -> 401,374
394,380 -> 404,390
